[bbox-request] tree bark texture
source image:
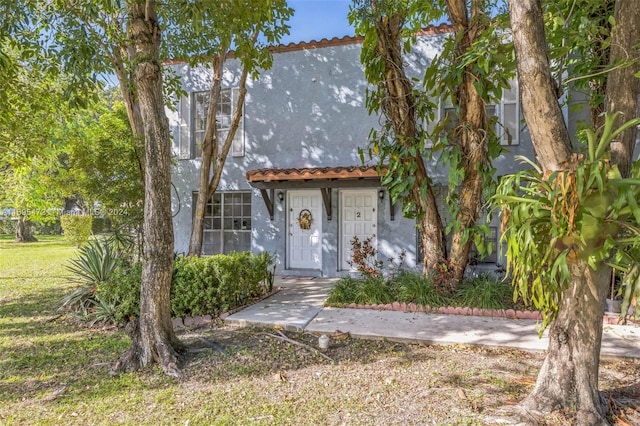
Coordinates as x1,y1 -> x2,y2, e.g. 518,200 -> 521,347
188,46 -> 251,256
187,55 -> 223,257
113,45 -> 146,180
445,0 -> 490,284
508,0 -> 573,173
509,0 -> 631,423
374,13 -> 447,276
15,216 -> 37,242
114,0 -> 182,378
604,0 -> 640,178
520,262 -> 611,425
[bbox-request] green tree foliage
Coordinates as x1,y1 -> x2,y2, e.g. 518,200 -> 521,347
542,0 -> 616,126
61,94 -> 144,231
60,214 -> 93,247
349,0 -> 514,283
0,48 -> 75,227
494,115 -> 640,331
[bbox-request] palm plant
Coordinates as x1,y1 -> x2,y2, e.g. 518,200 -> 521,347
60,238 -> 119,312
494,113 -> 640,329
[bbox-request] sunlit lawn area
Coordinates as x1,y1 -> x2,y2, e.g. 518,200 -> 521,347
0,235 -> 147,424
1,235 -> 638,425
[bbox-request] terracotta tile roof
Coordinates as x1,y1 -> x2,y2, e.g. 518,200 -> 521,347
165,24 -> 453,64
246,165 -> 387,182
273,24 -> 452,54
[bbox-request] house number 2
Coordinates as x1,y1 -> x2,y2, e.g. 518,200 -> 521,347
356,211 -> 361,218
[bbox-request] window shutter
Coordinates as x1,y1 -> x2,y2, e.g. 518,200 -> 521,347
178,94 -> 191,159
501,83 -> 519,146
231,88 -> 245,157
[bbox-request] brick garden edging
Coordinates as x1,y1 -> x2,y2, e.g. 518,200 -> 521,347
337,301 -> 626,325
171,285 -> 629,328
172,286 -> 283,329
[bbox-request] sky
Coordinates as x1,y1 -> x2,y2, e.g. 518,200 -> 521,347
283,0 -> 354,44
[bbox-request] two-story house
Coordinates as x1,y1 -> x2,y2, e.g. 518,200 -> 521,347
167,24 -> 577,278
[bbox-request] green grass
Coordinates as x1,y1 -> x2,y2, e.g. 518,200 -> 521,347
0,235 -> 636,425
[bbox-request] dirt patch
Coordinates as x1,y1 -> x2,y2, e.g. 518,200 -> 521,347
177,321 -> 640,425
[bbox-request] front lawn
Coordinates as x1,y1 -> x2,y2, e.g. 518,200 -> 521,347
0,235 -> 637,425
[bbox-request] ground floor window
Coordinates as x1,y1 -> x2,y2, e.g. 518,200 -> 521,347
194,191 -> 252,255
415,185 -> 498,265
416,225 -> 498,266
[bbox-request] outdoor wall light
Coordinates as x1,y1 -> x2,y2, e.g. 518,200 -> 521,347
378,189 -> 385,201
277,191 -> 285,202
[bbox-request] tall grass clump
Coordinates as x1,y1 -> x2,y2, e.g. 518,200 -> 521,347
395,271 -> 453,307
456,274 -> 512,310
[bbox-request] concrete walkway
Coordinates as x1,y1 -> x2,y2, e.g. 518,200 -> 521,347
225,276 -> 640,359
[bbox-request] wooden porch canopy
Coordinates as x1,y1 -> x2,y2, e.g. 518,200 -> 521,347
246,165 -> 393,220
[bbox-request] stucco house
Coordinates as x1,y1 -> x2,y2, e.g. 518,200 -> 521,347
166,24 -> 582,278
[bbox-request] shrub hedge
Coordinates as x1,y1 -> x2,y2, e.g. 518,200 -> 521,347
96,251 -> 274,324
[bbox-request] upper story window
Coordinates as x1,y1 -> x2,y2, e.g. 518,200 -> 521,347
429,80 -> 522,147
175,88 -> 245,160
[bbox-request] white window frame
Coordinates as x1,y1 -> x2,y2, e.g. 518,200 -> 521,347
195,191 -> 252,255
175,95 -> 191,160
434,80 -> 521,147
192,88 -> 245,159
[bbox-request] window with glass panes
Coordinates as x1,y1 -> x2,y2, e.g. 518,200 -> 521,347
195,191 -> 252,255
415,185 -> 498,264
193,88 -> 244,158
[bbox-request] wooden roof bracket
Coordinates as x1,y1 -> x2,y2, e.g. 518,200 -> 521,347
320,187 -> 332,220
389,196 -> 395,221
260,188 -> 275,220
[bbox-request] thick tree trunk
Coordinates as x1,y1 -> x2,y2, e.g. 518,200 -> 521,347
15,216 -> 37,242
446,0 -> 490,283
508,0 -> 573,173
114,0 -> 183,378
374,13 -> 447,275
604,0 -> 640,178
508,0 -> 636,423
520,262 -> 610,425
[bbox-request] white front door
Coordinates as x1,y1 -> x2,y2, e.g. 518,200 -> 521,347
340,189 -> 378,270
288,190 -> 322,269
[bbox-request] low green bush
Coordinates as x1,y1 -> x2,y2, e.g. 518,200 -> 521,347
100,262 -> 142,323
172,251 -> 273,317
60,214 -> 93,247
63,249 -> 275,325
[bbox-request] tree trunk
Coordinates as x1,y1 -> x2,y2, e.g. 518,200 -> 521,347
114,0 -> 183,378
113,46 -> 146,181
508,0 -> 573,173
187,55 -> 223,256
15,216 -> 37,242
446,0 -> 490,283
374,12 -> 447,275
604,0 -> 640,178
508,0 -> 637,423
188,48 -> 252,256
520,262 -> 610,425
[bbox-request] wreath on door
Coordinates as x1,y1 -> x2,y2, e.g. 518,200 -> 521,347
298,209 -> 313,230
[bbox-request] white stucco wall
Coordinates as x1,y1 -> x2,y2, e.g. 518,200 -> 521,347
168,30 -> 541,277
